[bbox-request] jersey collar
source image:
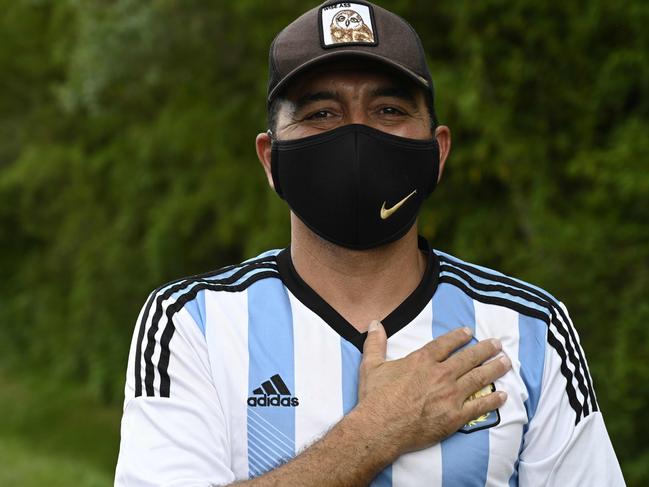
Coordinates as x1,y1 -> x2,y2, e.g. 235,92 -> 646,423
276,236 -> 440,352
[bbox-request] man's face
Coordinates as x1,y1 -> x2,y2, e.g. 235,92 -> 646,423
273,60 -> 433,141
256,59 -> 450,196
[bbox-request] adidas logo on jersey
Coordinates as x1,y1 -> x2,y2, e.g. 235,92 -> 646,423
247,374 -> 299,407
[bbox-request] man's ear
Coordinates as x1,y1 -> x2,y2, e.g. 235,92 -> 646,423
434,125 -> 451,183
256,131 -> 275,190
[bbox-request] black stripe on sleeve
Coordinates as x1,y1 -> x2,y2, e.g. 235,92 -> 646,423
133,256 -> 276,398
439,262 -> 592,420
438,275 -> 583,422
137,256 -> 277,397
439,256 -> 597,420
553,306 -> 598,413
439,255 -> 598,411
157,270 -> 281,397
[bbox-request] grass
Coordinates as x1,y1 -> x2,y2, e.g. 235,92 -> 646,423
0,438 -> 112,487
0,370 -> 121,486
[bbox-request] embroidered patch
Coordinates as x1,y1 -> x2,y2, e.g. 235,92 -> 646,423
459,383 -> 501,434
320,2 -> 378,48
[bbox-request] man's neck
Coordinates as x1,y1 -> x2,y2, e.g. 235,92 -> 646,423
289,216 -> 427,333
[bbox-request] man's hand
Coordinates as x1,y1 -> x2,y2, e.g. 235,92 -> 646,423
355,320 -> 510,458
234,322 -> 510,486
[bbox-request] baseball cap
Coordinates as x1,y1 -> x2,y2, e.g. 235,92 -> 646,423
267,0 -> 435,105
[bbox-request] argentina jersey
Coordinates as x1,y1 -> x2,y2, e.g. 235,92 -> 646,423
115,238 -> 625,487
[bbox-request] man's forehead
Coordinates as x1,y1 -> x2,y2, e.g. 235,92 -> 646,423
281,59 -> 423,101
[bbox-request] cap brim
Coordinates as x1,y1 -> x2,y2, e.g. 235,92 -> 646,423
267,50 -> 430,102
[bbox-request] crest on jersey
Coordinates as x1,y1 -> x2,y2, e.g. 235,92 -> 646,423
459,383 -> 501,433
320,2 -> 378,48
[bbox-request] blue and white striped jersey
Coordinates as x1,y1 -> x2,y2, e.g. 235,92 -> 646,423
115,239 -> 624,486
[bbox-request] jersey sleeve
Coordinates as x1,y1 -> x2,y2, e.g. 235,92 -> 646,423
115,291 -> 236,487
517,302 -> 625,486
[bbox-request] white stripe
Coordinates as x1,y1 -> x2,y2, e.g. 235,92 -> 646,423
388,302 -> 443,487
206,289 -> 250,478
473,300 -> 526,486
289,292 -> 344,452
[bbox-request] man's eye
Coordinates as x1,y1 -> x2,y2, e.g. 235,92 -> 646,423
380,107 -> 405,116
306,110 -> 331,120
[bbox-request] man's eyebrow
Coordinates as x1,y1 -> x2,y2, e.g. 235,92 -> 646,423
293,91 -> 339,112
370,86 -> 417,105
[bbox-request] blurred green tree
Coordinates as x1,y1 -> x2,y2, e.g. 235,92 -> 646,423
1,0 -> 647,483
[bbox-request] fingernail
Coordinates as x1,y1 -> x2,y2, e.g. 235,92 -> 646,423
498,391 -> 508,401
500,355 -> 511,368
462,326 -> 472,337
368,320 -> 380,332
491,338 -> 502,350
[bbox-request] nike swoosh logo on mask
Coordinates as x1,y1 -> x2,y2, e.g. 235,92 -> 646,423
380,189 -> 418,220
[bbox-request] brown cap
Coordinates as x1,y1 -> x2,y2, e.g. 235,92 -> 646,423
267,1 -> 434,104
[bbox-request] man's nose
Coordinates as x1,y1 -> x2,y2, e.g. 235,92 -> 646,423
346,107 -> 370,126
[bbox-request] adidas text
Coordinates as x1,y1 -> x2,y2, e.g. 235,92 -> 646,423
247,395 -> 299,407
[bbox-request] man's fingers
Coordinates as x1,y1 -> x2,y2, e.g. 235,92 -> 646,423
361,320 -> 387,370
457,354 -> 512,396
461,389 -> 508,426
445,338 -> 503,377
417,327 -> 473,362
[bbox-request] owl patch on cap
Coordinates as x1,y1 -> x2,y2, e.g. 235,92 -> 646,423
320,2 -> 378,48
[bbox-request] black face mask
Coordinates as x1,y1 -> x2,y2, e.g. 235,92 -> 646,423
270,124 -> 439,250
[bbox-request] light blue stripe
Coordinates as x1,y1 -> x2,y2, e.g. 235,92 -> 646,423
247,278 -> 295,478
247,437 -> 281,468
433,282 -> 490,487
247,415 -> 294,457
508,466 -> 519,486
509,314 -> 548,487
518,313 -> 546,422
440,270 -> 550,318
247,419 -> 293,457
342,339 -> 390,486
370,467 -> 392,487
185,290 -> 206,335
341,338 -> 361,415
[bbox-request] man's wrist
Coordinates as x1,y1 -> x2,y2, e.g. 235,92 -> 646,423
334,404 -> 401,471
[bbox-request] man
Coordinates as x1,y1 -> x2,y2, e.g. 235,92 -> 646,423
115,1 -> 625,485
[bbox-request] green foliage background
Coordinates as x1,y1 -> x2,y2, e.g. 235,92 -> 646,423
1,0 -> 647,484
